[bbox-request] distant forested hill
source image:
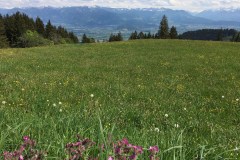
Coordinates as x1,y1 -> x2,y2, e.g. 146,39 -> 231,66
179,29 -> 237,41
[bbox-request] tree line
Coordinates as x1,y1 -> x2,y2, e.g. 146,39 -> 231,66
110,15 -> 178,42
81,15 -> 178,43
0,12 -> 78,48
179,29 -> 239,41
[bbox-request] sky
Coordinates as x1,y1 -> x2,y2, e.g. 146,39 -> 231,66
0,0 -> 240,12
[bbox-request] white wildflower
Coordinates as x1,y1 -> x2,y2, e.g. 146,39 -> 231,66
53,103 -> 57,107
154,128 -> 160,132
236,98 -> 239,102
174,124 -> 180,128
90,94 -> 94,98
2,101 -> 6,105
164,114 -> 169,118
222,96 -> 225,98
59,102 -> 62,105
59,109 -> 63,112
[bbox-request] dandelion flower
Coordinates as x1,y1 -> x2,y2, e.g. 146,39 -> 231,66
2,101 -> 6,105
90,94 -> 94,98
154,128 -> 160,132
164,114 -> 169,118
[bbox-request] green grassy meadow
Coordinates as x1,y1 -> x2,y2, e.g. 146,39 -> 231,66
0,40 -> 240,159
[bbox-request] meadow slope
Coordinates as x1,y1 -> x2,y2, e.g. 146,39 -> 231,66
0,40 -> 240,159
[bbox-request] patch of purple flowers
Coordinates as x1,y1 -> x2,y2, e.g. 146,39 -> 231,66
1,136 -> 46,160
2,136 -> 159,160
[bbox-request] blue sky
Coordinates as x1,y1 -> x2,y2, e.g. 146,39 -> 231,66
0,0 -> 240,12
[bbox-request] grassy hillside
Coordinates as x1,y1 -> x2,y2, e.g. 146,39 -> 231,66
0,40 -> 240,159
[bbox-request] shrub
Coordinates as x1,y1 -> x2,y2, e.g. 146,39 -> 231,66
17,30 -> 53,48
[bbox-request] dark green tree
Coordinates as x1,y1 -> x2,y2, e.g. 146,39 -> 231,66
158,15 -> 169,39
129,31 -> 138,40
147,32 -> 152,39
0,15 -> 8,48
217,28 -> 223,41
117,32 -> 123,41
82,34 -> 94,43
68,32 -> 79,43
169,26 -> 178,39
35,17 -> 45,35
44,20 -> 54,39
138,32 -> 145,39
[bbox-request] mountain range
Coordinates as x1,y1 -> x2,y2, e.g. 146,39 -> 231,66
0,7 -> 239,39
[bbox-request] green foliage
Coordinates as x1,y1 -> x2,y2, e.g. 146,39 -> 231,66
129,31 -> 138,40
1,12 -> 79,48
158,15 -> 169,39
169,26 -> 178,39
179,29 -> 237,41
17,30 -> 53,48
129,31 -> 153,40
35,17 -> 45,35
232,32 -> 240,42
82,33 -> 95,43
109,32 -> 123,42
0,15 -> 8,48
0,40 -> 240,159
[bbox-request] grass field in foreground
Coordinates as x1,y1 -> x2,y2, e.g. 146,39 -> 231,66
0,40 -> 240,159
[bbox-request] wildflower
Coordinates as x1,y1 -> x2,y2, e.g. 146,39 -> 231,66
164,114 -> 169,118
121,138 -> 129,145
47,100 -> 49,102
183,107 -> 187,111
149,146 -> 159,154
154,128 -> 160,132
19,155 -> 24,160
108,156 -> 114,160
59,102 -> 62,105
23,136 -> 30,141
53,103 -> 57,107
236,98 -> 239,101
90,94 -> 94,98
2,101 -> 6,105
59,109 -> 63,112
174,124 -> 180,128
222,95 -> 225,98
21,88 -> 25,91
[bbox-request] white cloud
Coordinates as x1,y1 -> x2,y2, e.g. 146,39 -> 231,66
0,0 -> 240,11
